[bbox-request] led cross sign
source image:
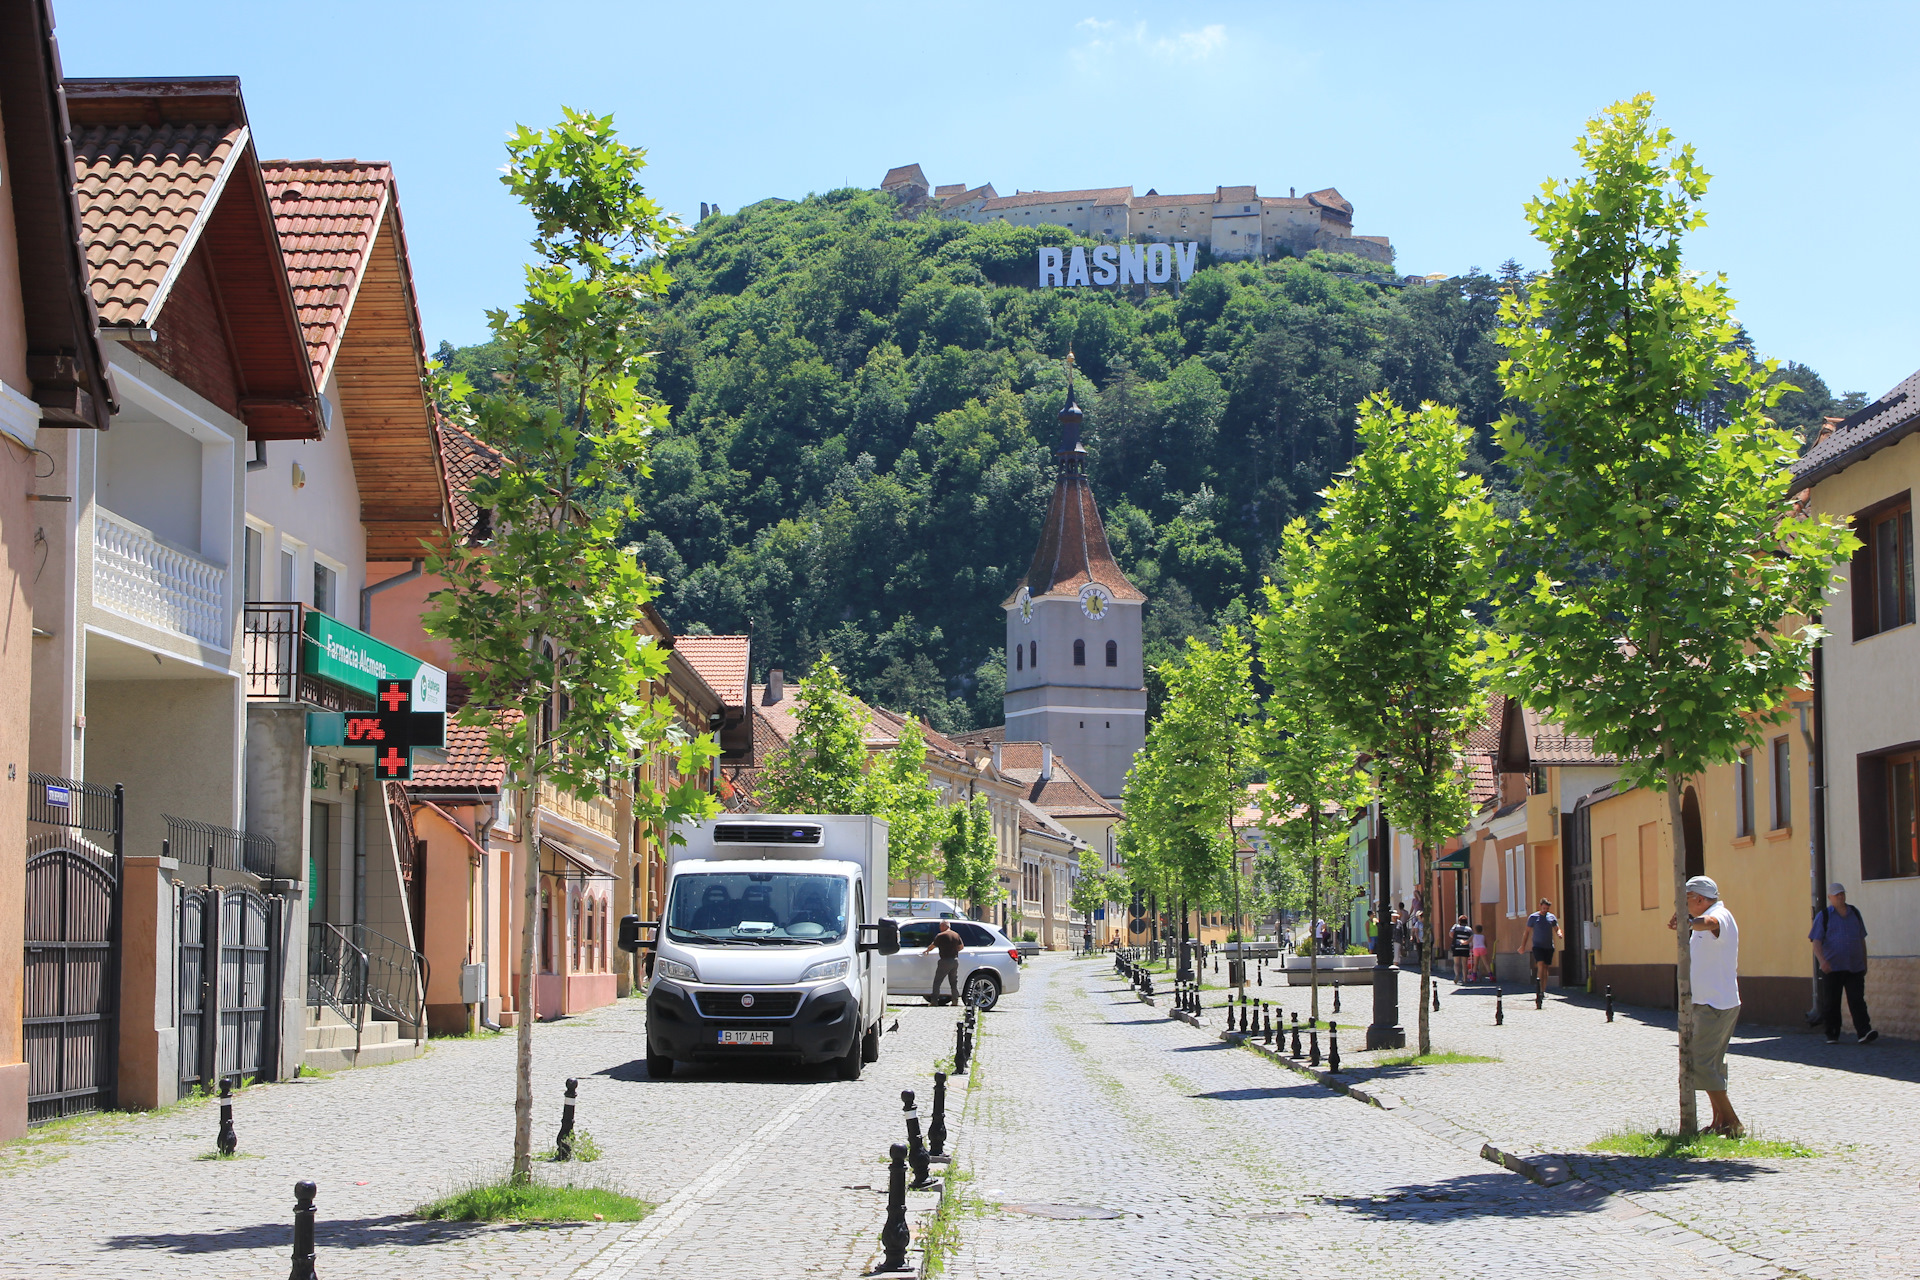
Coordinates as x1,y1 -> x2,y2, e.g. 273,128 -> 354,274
342,679 -> 446,780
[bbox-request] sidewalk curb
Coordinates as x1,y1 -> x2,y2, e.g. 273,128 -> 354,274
1169,1009 -> 1208,1030
1132,990 -> 1158,1008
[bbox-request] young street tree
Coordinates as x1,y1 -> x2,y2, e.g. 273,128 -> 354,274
1488,95 -> 1855,1133
941,794 -> 1000,918
1120,628 -> 1257,973
1255,520 -> 1372,1024
425,110 -> 720,1182
1313,395 -> 1491,1056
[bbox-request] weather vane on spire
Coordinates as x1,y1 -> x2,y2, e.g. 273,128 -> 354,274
1057,349 -> 1085,468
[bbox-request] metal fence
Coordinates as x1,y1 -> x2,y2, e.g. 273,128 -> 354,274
163,814 -> 294,881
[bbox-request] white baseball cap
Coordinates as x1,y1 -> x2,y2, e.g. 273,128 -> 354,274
1684,875 -> 1719,900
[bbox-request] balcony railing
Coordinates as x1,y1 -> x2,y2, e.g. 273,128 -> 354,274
242,603 -> 371,711
93,508 -> 227,649
538,779 -> 617,838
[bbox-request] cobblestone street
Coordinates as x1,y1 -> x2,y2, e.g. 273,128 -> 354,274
951,957 -> 1836,1280
0,994 -> 955,1279
1128,957 -> 1920,1280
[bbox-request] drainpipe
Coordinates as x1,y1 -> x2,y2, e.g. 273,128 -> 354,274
360,560 -> 423,632
1801,638 -> 1828,1026
246,439 -> 268,472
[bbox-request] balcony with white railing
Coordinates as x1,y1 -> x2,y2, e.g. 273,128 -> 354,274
92,507 -> 229,650
538,779 -> 617,839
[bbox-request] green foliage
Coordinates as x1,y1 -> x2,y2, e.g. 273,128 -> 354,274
422,109 -> 720,1182
1253,520 -> 1371,996
1121,628 -> 1256,905
1588,1129 -> 1814,1160
444,191 -> 1557,727
757,662 -> 869,813
941,794 -> 1000,917
869,720 -> 944,885
1311,395 -> 1491,1053
1485,95 -> 1856,1133
1488,93 -> 1856,791
1068,843 -> 1120,919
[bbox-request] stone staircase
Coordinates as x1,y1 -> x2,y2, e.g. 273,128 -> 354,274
303,1005 -> 426,1073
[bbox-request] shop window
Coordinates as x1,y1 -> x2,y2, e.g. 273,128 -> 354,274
1852,493 -> 1914,640
1860,748 -> 1920,880
1073,639 -> 1086,666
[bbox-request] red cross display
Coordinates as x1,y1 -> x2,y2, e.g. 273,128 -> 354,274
377,746 -> 409,778
380,681 -> 410,712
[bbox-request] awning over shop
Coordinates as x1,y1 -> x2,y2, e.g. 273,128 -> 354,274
1433,848 -> 1471,871
540,835 -> 613,881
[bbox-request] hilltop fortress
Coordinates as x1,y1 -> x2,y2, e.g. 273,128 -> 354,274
881,163 -> 1393,266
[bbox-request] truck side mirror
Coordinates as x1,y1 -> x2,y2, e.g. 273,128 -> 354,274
618,916 -> 658,953
859,918 -> 901,956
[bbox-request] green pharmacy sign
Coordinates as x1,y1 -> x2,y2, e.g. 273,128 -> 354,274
302,610 -> 447,711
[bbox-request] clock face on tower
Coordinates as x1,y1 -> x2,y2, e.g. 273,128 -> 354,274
1016,587 -> 1033,623
1079,583 -> 1112,620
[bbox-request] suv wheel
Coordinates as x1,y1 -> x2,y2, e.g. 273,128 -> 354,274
964,972 -> 1001,1011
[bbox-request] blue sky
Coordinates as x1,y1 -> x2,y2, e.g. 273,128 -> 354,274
57,1 -> 1919,397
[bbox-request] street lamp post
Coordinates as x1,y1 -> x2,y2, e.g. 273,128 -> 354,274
1367,801 -> 1405,1050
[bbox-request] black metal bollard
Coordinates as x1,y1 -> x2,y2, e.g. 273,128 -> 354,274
1264,1006 -> 1274,1045
954,1019 -> 969,1073
1536,981 -> 1544,1011
928,1072 -> 948,1159
289,1180 -> 317,1280
1308,1028 -> 1321,1068
1333,984 -> 1341,1015
1433,982 -> 1441,1013
1291,1012 -> 1303,1059
217,1077 -> 237,1156
880,1143 -> 910,1271
554,1077 -> 578,1161
1495,988 -> 1505,1026
1328,1023 -> 1341,1073
902,1090 -> 933,1188
1606,985 -> 1615,1022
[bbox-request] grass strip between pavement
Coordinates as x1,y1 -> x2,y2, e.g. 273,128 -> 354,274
1588,1128 -> 1815,1160
417,1174 -> 652,1223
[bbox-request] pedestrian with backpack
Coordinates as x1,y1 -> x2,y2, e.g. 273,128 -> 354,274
1810,883 -> 1877,1045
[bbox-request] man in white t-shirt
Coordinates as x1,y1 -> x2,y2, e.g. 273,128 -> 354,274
1669,874 -> 1741,1136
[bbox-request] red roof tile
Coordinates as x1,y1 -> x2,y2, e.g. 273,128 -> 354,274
72,120 -> 245,326
676,636 -> 751,710
995,742 -> 1120,818
408,714 -> 516,792
1007,469 -> 1144,604
438,416 -> 500,544
260,160 -> 391,387
980,186 -> 1133,211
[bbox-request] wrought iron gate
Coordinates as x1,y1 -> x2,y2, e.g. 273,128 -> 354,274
23,775 -> 122,1124
178,883 -> 283,1094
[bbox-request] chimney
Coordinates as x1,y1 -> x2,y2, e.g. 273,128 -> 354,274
1290,187 -> 1296,198
1041,744 -> 1054,781
764,670 -> 783,704
991,742 -> 1002,772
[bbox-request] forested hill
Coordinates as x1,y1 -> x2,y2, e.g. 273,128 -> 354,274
439,187 -> 1856,734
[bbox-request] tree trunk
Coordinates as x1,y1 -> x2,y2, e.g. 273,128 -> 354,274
1308,812 -> 1321,1024
1668,764 -> 1698,1134
1417,841 -> 1433,1056
513,717 -> 542,1182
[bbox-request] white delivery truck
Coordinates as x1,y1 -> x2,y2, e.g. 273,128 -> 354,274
620,814 -> 899,1080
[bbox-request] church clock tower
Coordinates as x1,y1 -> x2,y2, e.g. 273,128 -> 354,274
1002,366 -> 1146,800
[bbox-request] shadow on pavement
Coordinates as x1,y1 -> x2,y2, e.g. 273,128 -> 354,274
105,1214 -> 566,1253
1189,1083 -> 1324,1102
1330,1156 -> 1768,1222
592,1058 -> 831,1084
1567,1152 -> 1783,1192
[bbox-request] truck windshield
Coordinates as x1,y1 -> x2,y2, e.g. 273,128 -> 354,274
666,873 -> 850,945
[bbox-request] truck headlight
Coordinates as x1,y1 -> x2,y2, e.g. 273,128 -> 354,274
655,957 -> 698,983
800,957 -> 850,983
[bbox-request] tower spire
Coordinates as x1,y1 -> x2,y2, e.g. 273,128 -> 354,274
1057,349 -> 1085,471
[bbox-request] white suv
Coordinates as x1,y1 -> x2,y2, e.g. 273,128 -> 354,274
887,919 -> 1022,1011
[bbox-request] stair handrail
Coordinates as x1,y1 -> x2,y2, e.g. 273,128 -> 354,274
306,922 -> 369,1051
344,923 -> 430,1041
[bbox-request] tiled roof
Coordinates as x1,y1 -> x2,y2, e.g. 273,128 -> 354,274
980,187 -> 1132,211
1793,367 -> 1920,489
1130,192 -> 1214,208
995,742 -> 1120,818
676,636 -> 751,710
409,715 -> 516,792
1467,753 -> 1497,807
952,726 -> 1005,746
1305,187 -> 1353,217
72,120 -> 245,326
260,160 -> 390,387
1016,799 -> 1078,844
1215,185 -> 1258,203
1261,196 -> 1312,211
882,164 -> 927,190
438,416 -> 500,543
934,183 -> 966,198
1467,693 -> 1506,752
1007,470 -> 1145,603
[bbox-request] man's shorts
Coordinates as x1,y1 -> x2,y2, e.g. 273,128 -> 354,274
1531,946 -> 1554,966
1689,1003 -> 1740,1091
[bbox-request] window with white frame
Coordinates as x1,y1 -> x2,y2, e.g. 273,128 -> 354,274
278,539 -> 301,603
313,559 -> 339,618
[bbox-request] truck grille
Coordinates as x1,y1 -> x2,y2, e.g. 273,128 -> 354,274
694,990 -> 803,1019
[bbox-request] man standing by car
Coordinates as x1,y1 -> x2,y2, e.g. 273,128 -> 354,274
924,920 -> 965,1005
1810,882 -> 1876,1045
